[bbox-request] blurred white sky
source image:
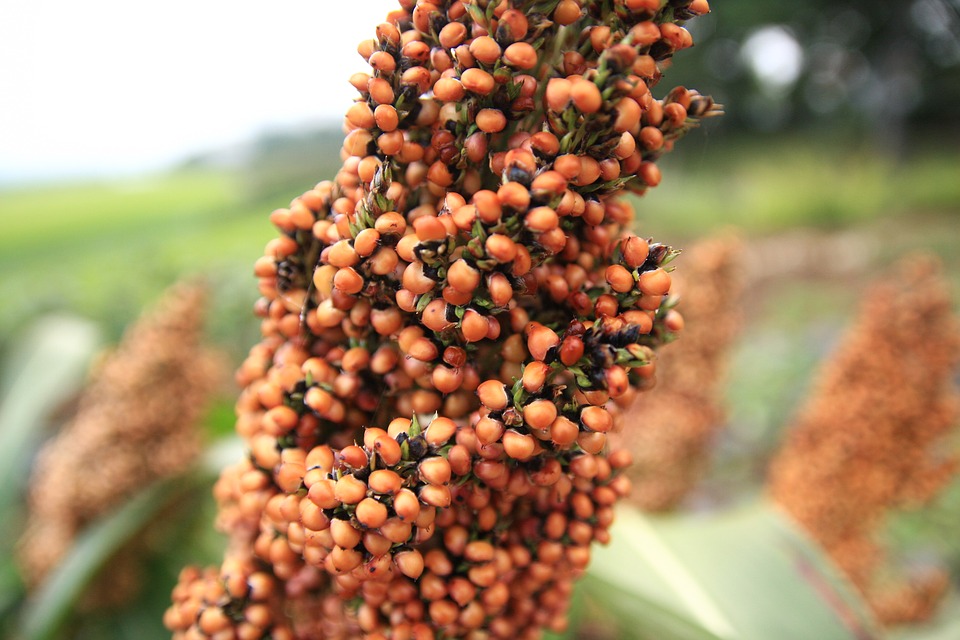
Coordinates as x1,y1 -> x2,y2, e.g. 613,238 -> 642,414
0,0 -> 396,183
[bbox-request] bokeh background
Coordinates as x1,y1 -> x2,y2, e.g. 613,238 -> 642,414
1,1 -> 958,638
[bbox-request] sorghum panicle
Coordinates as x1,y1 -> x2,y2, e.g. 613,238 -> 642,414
610,235 -> 744,511
167,1 -> 718,638
769,256 -> 960,625
19,282 -> 225,597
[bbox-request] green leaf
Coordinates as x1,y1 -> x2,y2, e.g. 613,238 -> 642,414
416,293 -> 434,313
14,440 -> 233,640
586,502 -> 883,640
582,572 -> 728,640
0,315 -> 102,515
19,478 -> 179,640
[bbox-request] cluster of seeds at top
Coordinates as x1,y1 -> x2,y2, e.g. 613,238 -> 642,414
167,1 -> 717,638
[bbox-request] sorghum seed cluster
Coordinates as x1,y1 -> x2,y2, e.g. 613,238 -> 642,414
769,256 -> 960,625
19,283 -> 224,595
611,235 -> 743,511
167,1 -> 717,638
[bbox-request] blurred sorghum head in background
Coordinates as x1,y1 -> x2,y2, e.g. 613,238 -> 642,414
769,255 -> 960,625
18,282 -> 226,597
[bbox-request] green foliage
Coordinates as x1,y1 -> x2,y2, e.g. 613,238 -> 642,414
0,317 -> 101,637
19,480 -> 180,640
0,170 -> 264,362
635,133 -> 960,240
0,317 -> 101,515
665,0 -> 960,133
587,504 -> 882,640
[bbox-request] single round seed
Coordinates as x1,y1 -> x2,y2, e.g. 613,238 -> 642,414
638,267 -> 671,295
374,104 -> 399,131
432,365 -> 464,394
487,273 -> 513,307
419,484 -> 451,508
664,309 -> 685,332
605,264 -> 635,293
475,416 -> 505,445
363,530 -> 392,556
476,108 -> 507,133
524,398 -> 558,431
580,405 -> 614,432
448,259 -> 481,293
330,545 -> 363,572
374,211 -> 406,236
429,599 -> 460,627
559,335 -> 584,366
346,102 -> 375,129
394,488 -> 421,522
553,0 -> 582,25
545,77 -> 572,112
477,380 -> 509,410
614,97 -> 642,132
367,77 -> 395,105
334,267 -> 364,294
419,457 -> 452,485
402,262 -> 437,294
422,298 -> 454,332
433,77 -> 466,102
469,36 -> 501,65
375,434 -> 402,466
503,42 -> 537,69
660,23 -> 693,50
461,68 -> 495,95
531,170 -> 567,196
356,497 -> 388,528
395,550 -> 425,579
438,21 -> 468,49
526,322 -> 560,361
664,102 -> 688,127
503,429 -> 536,460
198,606 -> 231,634
368,50 -> 397,74
639,126 -> 664,151
571,79 -> 602,113
368,469 -> 403,494
331,518 -> 363,548
550,415 -> 580,446
413,215 -> 447,241
424,416 -> 458,446
327,240 -> 359,268
461,309 -> 489,343
525,206 -> 559,232
520,361 -> 550,393
690,0 -> 710,14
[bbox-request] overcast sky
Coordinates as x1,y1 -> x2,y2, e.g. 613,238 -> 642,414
0,0 -> 397,183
